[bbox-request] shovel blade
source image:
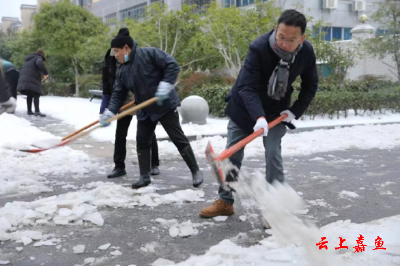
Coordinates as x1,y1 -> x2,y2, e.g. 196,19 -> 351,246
205,141 -> 225,186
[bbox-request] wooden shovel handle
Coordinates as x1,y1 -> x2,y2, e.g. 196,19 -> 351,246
106,97 -> 158,123
61,100 -> 136,141
215,114 -> 288,161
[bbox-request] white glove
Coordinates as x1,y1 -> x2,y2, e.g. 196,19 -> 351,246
253,117 -> 269,137
280,110 -> 295,123
0,97 -> 16,114
155,81 -> 174,105
99,109 -> 115,127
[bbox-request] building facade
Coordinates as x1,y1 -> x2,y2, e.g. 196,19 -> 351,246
93,0 -> 385,41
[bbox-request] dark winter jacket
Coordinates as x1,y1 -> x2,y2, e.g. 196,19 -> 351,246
17,53 -> 48,96
0,59 -> 19,98
107,45 -> 180,121
0,65 -> 11,103
100,48 -> 118,114
225,30 -> 319,134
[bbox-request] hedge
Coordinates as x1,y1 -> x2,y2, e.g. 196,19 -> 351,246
187,84 -> 400,118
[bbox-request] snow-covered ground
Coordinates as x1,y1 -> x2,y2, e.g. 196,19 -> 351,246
13,95 -> 400,161
0,113 -> 99,196
1,96 -> 399,265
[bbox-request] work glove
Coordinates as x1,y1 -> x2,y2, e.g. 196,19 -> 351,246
253,117 -> 269,137
0,97 -> 16,115
280,110 -> 295,123
99,109 -> 115,127
155,81 -> 174,105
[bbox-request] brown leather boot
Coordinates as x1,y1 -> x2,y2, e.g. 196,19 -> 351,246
199,199 -> 234,218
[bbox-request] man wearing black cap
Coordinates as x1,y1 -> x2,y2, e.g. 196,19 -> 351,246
99,28 -> 204,189
100,47 -> 161,179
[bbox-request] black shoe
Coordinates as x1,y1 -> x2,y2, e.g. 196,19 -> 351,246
107,168 -> 126,179
179,146 -> 204,188
151,166 -> 160,176
34,112 -> 46,117
27,111 -> 33,115
132,175 -> 151,189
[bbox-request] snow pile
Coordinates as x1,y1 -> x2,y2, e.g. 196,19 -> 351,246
0,182 -> 205,244
0,113 -> 99,196
156,171 -> 400,266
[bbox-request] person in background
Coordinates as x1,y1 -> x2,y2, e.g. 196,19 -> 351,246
0,59 -> 17,115
17,49 -> 49,117
99,28 -> 203,189
100,47 -> 161,179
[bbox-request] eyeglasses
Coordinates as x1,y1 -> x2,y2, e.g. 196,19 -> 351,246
277,36 -> 301,44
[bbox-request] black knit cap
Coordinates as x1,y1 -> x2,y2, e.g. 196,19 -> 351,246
111,28 -> 134,49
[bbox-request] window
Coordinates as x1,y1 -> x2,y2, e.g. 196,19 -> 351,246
332,27 -> 342,40
343,27 -> 352,40
242,0 -> 248,6
105,13 -> 116,22
322,27 -> 331,41
376,29 -> 387,36
150,0 -> 164,4
120,3 -> 146,21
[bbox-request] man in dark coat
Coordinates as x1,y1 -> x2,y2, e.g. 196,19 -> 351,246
100,48 -> 161,179
0,59 -> 17,115
17,49 -> 49,117
99,28 -> 203,189
199,10 -> 319,221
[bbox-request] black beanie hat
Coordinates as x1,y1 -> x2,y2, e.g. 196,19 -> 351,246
111,28 -> 134,49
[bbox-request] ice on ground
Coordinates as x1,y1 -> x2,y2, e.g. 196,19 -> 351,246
141,242 -> 159,253
98,243 -> 111,250
339,191 -> 360,199
169,170 -> 400,266
213,216 -> 229,222
73,245 -> 85,254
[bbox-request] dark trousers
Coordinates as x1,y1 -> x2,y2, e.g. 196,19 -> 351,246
136,109 -> 190,154
26,92 -> 40,113
114,115 -> 159,169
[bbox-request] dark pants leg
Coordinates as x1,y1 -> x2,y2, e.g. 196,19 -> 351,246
158,109 -> 190,151
218,119 -> 286,205
27,95 -> 33,113
136,117 -> 158,176
114,115 -> 133,169
151,133 -> 159,167
33,95 -> 40,113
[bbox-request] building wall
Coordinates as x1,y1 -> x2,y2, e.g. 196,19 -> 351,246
20,6 -> 36,30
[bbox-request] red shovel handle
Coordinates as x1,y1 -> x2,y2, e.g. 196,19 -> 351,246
215,114 -> 288,161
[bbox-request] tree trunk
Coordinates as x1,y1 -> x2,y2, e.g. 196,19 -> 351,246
73,58 -> 80,97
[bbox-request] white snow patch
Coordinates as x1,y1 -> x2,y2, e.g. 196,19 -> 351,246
213,216 -> 229,222
339,191 -> 360,199
98,243 -> 111,250
73,245 -> 85,254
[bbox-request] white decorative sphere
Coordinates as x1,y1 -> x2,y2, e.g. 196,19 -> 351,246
179,95 -> 209,125
359,14 -> 368,23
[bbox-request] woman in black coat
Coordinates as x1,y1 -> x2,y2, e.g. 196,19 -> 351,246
17,49 -> 49,117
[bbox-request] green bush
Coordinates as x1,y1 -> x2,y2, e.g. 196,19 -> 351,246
77,74 -> 102,98
42,81 -> 75,96
192,85 -> 231,117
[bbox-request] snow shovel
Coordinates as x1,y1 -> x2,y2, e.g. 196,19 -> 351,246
20,97 -> 158,153
205,114 -> 288,188
61,100 -> 136,141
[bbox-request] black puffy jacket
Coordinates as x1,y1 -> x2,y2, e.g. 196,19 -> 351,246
107,44 -> 180,122
17,53 -> 48,96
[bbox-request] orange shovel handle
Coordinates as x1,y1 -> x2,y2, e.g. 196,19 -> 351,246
215,114 -> 288,161
61,100 -> 136,141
